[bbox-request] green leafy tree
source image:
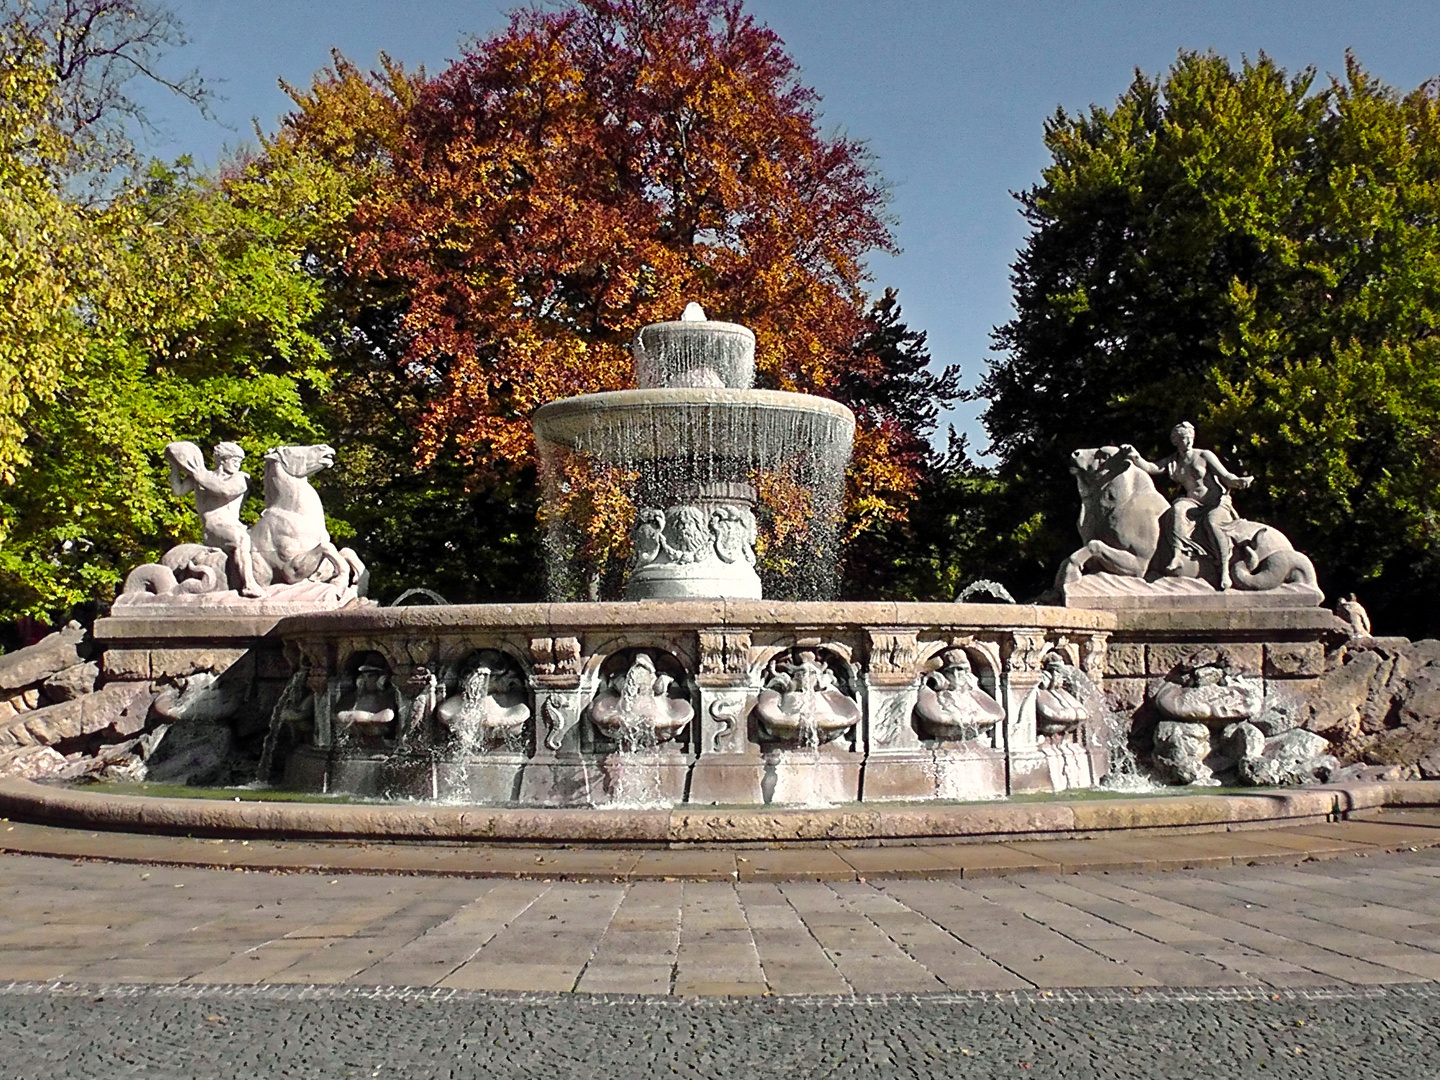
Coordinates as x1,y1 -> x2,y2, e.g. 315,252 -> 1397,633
0,157 -> 335,618
0,4 -> 331,620
980,51 -> 1440,632
0,27 -> 89,483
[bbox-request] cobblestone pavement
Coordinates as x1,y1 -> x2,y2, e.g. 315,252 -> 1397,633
3,848 -> 1440,1077
0,981 -> 1437,1079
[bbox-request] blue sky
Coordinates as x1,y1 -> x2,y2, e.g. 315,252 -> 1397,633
135,1 -> 1440,453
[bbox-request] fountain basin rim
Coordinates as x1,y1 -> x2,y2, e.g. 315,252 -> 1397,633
2,776 -> 1431,847
269,599 -> 1117,636
532,387 -> 856,450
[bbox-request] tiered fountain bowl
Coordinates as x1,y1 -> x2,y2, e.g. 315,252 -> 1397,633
533,303 -> 855,601
275,306 -> 1116,807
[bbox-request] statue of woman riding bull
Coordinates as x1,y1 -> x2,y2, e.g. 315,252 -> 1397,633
1055,422 -> 1318,597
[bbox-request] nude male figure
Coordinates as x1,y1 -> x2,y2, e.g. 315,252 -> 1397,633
1121,422 -> 1254,590
166,441 -> 265,598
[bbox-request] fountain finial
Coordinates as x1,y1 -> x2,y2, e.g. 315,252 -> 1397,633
681,302 -> 707,322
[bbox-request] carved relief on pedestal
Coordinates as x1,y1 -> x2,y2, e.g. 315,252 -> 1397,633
704,693 -> 748,753
913,647 -> 1006,742
305,667 -> 334,747
261,665 -> 315,775
1004,631 -> 1049,676
331,653 -> 398,749
529,636 -> 582,678
435,650 -> 532,754
626,503 -> 762,599
394,664 -> 439,751
870,696 -> 910,746
540,694 -> 571,752
586,650 -> 694,752
698,630 -> 752,679
1078,632 -> 1109,683
865,629 -> 923,681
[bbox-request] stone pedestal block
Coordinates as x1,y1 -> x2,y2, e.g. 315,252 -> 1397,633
859,751 -> 937,801
861,744 -> 1007,802
688,752 -> 764,805
932,744 -> 1009,801
519,753 -> 690,808
759,746 -> 863,806
283,745 -> 328,792
435,756 -> 528,803
1009,740 -> 1101,793
327,752 -> 389,797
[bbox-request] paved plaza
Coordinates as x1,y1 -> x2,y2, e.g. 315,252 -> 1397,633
3,821 -> 1440,1076
6,844 -> 1440,993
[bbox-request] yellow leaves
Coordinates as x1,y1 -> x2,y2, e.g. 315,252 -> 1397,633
751,469 -> 815,568
0,42 -> 92,481
537,448 -> 638,583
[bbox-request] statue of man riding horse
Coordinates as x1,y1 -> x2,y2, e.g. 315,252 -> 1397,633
119,442 -> 366,604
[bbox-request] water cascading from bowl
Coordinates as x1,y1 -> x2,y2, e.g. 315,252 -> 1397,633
532,304 -> 856,600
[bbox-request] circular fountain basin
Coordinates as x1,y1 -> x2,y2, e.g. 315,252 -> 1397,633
272,600 -> 1116,808
532,388 -> 855,465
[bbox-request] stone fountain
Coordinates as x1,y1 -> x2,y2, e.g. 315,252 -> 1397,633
253,305 -> 1115,805
81,306 -> 1345,812
532,303 -> 856,602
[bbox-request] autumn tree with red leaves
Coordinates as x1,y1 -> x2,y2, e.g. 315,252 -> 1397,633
269,0 -> 954,599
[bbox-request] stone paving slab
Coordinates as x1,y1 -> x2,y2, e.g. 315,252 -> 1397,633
1375,807 -> 1440,829
5,847 -> 1440,998
1287,820 -> 1440,848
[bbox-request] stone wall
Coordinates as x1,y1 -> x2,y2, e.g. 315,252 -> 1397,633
275,601 -> 1115,806
32,601 -> 1440,799
1092,602 -> 1440,783
1090,603 -> 1344,785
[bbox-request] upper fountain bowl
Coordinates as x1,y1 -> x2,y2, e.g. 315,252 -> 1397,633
633,302 -> 755,390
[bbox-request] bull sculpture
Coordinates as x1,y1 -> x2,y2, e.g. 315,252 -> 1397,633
1056,443 -> 1316,595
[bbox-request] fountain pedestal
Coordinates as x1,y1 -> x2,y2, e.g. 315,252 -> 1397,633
271,600 -> 1116,806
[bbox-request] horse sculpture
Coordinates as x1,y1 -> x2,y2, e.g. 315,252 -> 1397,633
1056,446 -> 1316,594
249,444 -> 365,590
119,442 -> 366,602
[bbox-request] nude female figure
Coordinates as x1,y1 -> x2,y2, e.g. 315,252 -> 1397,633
1121,422 -> 1253,590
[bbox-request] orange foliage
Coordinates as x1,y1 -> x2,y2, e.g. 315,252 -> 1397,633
536,448 -> 639,577
269,0 -> 936,569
